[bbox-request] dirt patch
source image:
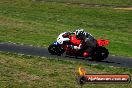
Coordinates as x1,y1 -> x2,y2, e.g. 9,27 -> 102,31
114,7 -> 132,10
33,0 -> 132,8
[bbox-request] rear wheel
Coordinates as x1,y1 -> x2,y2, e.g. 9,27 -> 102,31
48,44 -> 64,56
91,46 -> 109,61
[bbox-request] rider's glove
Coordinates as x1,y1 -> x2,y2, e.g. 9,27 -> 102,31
62,32 -> 71,38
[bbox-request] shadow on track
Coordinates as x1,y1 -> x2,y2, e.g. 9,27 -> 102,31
65,55 -> 121,65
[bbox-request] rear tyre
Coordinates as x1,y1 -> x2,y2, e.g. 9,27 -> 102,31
91,46 -> 109,61
48,44 -> 64,56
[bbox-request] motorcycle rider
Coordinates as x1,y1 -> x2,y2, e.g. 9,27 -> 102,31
61,29 -> 97,57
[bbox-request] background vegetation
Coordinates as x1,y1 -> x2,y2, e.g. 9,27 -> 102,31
0,0 -> 131,57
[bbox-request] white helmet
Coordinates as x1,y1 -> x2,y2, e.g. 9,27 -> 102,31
75,29 -> 85,39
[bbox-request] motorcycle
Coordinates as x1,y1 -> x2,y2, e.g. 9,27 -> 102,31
48,32 -> 109,61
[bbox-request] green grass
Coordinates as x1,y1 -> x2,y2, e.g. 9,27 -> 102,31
0,0 -> 132,57
0,52 -> 132,88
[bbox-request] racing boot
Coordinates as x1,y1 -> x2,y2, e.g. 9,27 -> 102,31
83,51 -> 90,58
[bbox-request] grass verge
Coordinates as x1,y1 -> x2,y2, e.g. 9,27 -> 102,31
0,52 -> 132,88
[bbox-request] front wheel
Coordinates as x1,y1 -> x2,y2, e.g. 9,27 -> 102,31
48,44 -> 64,56
91,46 -> 109,61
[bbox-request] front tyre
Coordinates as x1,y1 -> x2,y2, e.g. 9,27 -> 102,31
91,46 -> 109,61
48,44 -> 64,56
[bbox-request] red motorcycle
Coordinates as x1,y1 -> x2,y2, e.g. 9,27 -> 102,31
48,33 -> 109,61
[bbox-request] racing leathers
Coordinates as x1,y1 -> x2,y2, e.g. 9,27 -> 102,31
82,32 -> 97,52
60,31 -> 97,54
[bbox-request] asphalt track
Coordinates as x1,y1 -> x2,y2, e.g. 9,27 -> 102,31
0,42 -> 132,68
